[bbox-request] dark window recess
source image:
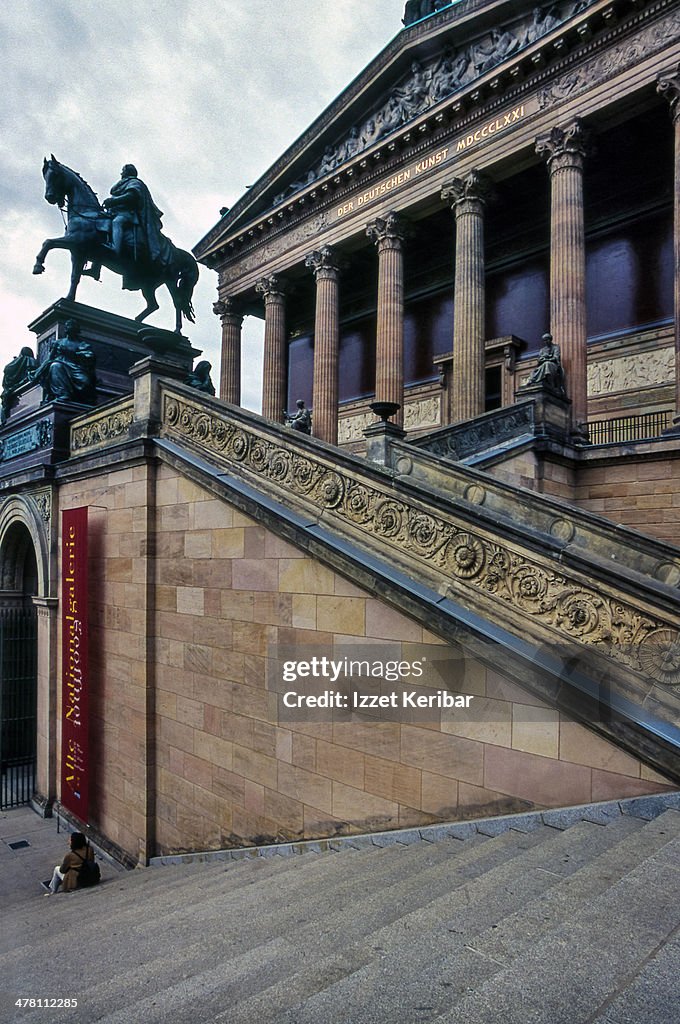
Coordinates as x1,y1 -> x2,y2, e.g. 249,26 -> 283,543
404,292 -> 453,386
485,366 -> 502,412
486,258 -> 549,354
586,211 -> 673,337
287,334 -> 313,411
338,314 -> 377,402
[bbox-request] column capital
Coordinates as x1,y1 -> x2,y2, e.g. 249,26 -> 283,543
441,170 -> 493,217
657,65 -> 680,123
213,296 -> 244,326
366,211 -> 409,252
305,245 -> 341,281
255,274 -> 287,302
535,119 -> 590,173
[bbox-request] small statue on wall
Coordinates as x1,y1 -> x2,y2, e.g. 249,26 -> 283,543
30,319 -> 97,405
284,399 -> 312,434
185,360 -> 216,396
1,346 -> 38,423
524,333 -> 566,396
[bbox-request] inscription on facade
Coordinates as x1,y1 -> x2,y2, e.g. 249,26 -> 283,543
337,146 -> 451,219
0,421 -> 52,461
455,104 -> 527,152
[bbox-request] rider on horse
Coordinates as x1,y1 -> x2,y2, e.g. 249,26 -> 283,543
86,164 -> 172,288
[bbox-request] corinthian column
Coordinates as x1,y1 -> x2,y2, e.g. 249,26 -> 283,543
442,170 -> 492,423
213,298 -> 243,405
255,275 -> 287,423
305,246 -> 340,444
536,119 -> 590,437
658,67 -> 680,429
366,212 -> 408,427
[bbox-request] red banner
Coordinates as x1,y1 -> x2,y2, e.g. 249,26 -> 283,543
61,507 -> 89,820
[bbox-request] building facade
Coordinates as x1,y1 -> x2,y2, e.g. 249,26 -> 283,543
197,0 -> 680,458
0,1 -> 679,864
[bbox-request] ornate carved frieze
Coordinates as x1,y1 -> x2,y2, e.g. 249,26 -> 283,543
538,10 -> 680,110
160,387 -> 680,689
338,411 -> 375,445
587,348 -> 675,395
273,0 -> 584,206
70,400 -> 134,454
416,403 -> 535,459
403,396 -> 442,431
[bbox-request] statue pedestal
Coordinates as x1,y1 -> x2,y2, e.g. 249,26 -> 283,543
514,383 -> 572,444
27,299 -> 199,407
0,299 -> 200,479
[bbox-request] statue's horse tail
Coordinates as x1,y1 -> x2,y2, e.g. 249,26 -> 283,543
174,251 -> 199,324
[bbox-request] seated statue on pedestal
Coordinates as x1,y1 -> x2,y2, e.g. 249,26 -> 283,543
1,347 -> 38,423
524,333 -> 566,396
30,319 -> 97,405
284,399 -> 312,434
185,360 -> 215,396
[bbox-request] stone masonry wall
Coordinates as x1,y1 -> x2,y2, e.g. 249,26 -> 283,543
149,463 -> 673,856
55,457 -> 675,860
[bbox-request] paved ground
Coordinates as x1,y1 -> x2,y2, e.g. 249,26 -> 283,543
0,806 -> 122,910
1,798 -> 679,1024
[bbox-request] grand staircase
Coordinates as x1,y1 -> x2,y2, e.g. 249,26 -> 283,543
4,794 -> 680,1023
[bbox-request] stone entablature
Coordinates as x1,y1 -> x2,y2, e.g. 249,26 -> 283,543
197,0 -> 677,282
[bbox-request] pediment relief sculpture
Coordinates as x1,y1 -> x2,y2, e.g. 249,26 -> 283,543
272,1 -> 590,208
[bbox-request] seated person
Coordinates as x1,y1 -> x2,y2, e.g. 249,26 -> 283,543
284,399 -> 312,434
45,832 -> 98,895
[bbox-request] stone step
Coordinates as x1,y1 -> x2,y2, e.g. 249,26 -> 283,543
46,829 -> 552,1024
0,830 -> 478,986
230,815 -> 653,1024
427,812 -> 680,1024
6,806 -> 679,1024
590,925 -> 680,1024
7,830 -> 522,1022
1,835 -> 400,952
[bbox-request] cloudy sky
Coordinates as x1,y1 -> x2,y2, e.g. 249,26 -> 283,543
0,0 -> 400,410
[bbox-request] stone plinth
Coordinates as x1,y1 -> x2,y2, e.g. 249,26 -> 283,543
0,299 -> 199,479
27,299 -> 198,407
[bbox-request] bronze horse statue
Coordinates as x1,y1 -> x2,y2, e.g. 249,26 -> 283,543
33,157 -> 199,333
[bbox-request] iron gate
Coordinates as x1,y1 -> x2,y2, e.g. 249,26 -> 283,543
0,605 -> 38,809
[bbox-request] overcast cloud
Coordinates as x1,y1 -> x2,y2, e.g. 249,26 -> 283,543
0,0 -> 399,409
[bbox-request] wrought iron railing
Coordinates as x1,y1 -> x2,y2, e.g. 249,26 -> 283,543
0,604 -> 37,810
587,411 -> 671,445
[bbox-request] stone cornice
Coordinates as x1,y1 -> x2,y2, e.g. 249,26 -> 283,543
196,0 -> 669,266
201,0 -> 676,287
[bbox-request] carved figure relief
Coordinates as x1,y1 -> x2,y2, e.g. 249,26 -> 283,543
587,349 -> 674,396
538,11 -> 680,109
403,396 -> 441,431
275,1 -> 581,206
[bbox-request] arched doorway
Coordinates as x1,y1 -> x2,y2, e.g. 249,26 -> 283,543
0,522 -> 39,809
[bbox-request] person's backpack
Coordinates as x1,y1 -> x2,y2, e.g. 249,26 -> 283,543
76,847 -> 101,888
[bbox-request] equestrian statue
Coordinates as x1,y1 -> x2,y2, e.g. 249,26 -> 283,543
33,158 -> 199,333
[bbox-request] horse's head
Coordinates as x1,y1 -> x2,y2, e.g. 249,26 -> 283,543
43,154 -> 66,207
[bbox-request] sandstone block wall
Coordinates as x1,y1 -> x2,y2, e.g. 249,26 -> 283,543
56,459 -> 674,861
